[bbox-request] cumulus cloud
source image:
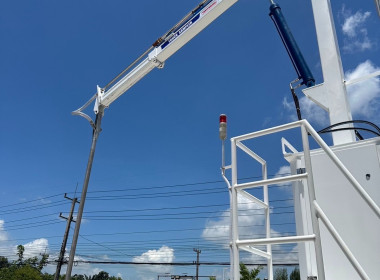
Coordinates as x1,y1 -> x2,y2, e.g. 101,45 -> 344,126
345,60 -> 380,120
341,7 -> 373,53
133,246 -> 174,280
202,167 -> 298,265
133,246 -> 174,264
282,96 -> 328,126
202,194 -> 298,265
22,238 -> 49,258
202,194 -> 266,244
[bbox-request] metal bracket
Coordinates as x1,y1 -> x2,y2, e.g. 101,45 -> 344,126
153,58 -> 165,69
71,87 -> 103,129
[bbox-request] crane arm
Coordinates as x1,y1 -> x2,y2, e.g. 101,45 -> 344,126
96,0 -> 238,111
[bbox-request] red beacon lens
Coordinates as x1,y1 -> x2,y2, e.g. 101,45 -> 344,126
219,114 -> 227,123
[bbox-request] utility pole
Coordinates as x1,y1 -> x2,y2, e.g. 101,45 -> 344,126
193,248 -> 201,280
55,194 -> 79,280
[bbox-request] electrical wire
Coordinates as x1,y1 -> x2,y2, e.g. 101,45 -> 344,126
317,120 -> 380,138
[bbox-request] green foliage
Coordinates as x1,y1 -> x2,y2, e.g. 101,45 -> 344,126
41,273 -> 55,280
274,268 -> 288,280
38,253 -> 49,272
0,256 -> 9,268
13,265 -> 43,280
209,277 -> 216,280
92,271 -> 110,280
289,268 -> 300,280
239,263 -> 262,280
0,247 -> 121,280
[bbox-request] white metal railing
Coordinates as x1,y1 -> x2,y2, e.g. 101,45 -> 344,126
224,119 -> 379,280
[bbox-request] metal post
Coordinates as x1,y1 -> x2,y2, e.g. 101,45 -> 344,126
65,106 -> 104,279
193,248 -> 201,280
55,196 -> 78,280
300,124 -> 325,280
230,139 -> 240,280
262,163 -> 273,280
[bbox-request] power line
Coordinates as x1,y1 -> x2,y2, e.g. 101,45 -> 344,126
0,173 -> 292,210
0,193 -> 64,209
48,260 -> 299,266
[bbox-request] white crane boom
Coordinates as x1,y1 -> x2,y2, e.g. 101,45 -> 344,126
95,0 -> 238,111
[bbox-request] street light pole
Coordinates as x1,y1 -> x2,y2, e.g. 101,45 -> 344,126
65,106 -> 105,279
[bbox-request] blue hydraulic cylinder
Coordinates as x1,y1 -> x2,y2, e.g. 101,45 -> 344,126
269,3 -> 315,87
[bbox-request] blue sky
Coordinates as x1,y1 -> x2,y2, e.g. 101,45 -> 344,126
1,0 -> 379,279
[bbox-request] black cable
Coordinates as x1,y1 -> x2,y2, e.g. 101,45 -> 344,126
318,120 -> 380,139
0,193 -> 63,209
1,174 -> 290,210
1,201 -> 66,216
49,260 -> 299,266
291,87 -> 302,120
318,127 -> 380,137
320,120 -> 380,133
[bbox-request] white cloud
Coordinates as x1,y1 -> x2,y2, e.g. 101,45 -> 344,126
202,194 -> 266,244
133,246 -> 174,264
0,220 -> 8,242
275,165 -> 291,178
283,60 -> 380,127
282,96 -> 328,126
345,60 -> 380,120
70,255 -> 102,277
341,7 -> 373,53
43,253 -> 104,277
133,246 -> 175,280
342,10 -> 371,37
273,165 -> 292,189
22,238 -> 49,259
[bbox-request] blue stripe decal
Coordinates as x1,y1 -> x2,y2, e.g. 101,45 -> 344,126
161,13 -> 201,50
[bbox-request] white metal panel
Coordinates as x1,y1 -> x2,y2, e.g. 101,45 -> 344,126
291,138 -> 380,280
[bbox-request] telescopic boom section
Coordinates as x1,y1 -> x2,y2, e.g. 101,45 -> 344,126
97,0 -> 238,110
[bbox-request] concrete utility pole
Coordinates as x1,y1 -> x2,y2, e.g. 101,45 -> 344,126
193,248 -> 201,280
55,194 -> 78,280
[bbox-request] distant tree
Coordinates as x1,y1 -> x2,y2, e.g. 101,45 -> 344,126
240,263 -> 262,280
209,277 -> 216,280
71,275 -> 87,280
92,271 -> 110,280
25,256 -> 39,267
289,268 -> 300,280
16,245 -> 25,265
0,256 -> 9,268
274,268 -> 288,280
14,244 -> 49,272
37,253 -> 49,271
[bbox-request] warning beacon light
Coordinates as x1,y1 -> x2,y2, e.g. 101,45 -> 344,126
219,114 -> 227,141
